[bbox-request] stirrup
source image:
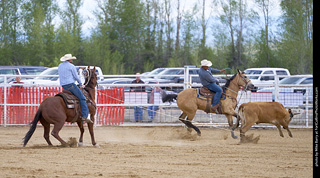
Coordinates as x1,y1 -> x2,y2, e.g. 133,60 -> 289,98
82,114 -> 93,124
210,103 -> 222,114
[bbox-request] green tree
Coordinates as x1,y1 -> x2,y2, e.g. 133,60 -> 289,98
0,0 -> 22,65
117,0 -> 145,73
21,0 -> 58,66
57,0 -> 84,65
276,0 -> 313,74
180,5 -> 199,66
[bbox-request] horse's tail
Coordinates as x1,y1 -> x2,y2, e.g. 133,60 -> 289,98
233,114 -> 241,129
161,91 -> 177,103
23,109 -> 42,147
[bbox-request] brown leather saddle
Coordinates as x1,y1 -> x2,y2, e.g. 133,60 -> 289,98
55,88 -> 95,123
197,86 -> 224,114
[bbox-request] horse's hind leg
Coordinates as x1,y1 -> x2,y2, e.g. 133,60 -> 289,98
39,118 -> 52,146
51,122 -> 67,146
179,112 -> 187,120
179,112 -> 201,136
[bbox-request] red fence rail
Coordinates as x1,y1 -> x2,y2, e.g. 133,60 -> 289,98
0,87 -> 124,126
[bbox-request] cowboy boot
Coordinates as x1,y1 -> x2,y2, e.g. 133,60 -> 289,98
82,114 -> 93,124
210,103 -> 221,114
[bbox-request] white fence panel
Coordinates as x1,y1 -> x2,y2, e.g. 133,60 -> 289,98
0,73 -> 314,128
124,92 -> 148,104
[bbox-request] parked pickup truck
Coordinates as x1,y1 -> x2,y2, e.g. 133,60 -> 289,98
244,67 -> 290,91
21,66 -> 103,86
0,66 -> 48,83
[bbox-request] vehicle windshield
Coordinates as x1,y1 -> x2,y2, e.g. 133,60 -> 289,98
24,68 -> 47,75
149,68 -> 165,75
244,70 -> 262,75
0,69 -> 19,75
248,76 -> 259,79
279,77 -> 301,84
34,69 -> 59,81
159,69 -> 182,80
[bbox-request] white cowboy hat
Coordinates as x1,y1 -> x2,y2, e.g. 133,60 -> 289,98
200,59 -> 212,67
60,54 -> 77,61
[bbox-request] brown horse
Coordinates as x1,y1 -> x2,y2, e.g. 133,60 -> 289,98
23,66 -> 98,147
162,69 -> 254,138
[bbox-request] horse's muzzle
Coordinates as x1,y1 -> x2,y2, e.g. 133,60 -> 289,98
247,83 -> 254,90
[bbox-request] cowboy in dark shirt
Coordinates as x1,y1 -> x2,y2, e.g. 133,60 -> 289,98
130,73 -> 145,92
131,73 -> 145,122
199,59 -> 225,113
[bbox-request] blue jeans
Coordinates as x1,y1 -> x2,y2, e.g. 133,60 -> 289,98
205,82 -> 222,106
147,106 -> 159,120
62,83 -> 89,118
134,106 -> 143,121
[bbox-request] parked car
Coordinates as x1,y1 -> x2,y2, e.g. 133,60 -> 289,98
0,66 -> 48,83
244,68 -> 290,84
22,66 -> 103,86
257,75 -> 313,103
141,68 -> 166,79
98,78 -> 171,90
155,67 -> 200,83
244,67 -> 291,91
97,78 -> 133,89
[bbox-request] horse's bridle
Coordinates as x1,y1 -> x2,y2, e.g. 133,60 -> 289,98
83,69 -> 92,86
226,72 -> 251,94
237,72 -> 252,91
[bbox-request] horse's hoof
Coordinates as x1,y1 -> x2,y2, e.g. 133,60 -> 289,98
78,142 -> 84,147
231,132 -> 238,139
93,144 -> 100,148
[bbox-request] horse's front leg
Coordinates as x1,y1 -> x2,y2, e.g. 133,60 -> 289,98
224,114 -> 238,139
76,120 -> 84,147
88,113 -> 98,147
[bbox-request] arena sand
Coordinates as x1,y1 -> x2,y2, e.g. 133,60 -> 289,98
0,126 -> 313,178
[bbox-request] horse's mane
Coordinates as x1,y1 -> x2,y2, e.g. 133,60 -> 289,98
223,73 -> 237,88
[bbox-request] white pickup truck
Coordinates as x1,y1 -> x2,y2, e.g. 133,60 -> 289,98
21,66 -> 104,86
244,68 -> 290,90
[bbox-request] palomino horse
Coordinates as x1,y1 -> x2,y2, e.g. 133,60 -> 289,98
23,66 -> 98,147
162,69 -> 254,138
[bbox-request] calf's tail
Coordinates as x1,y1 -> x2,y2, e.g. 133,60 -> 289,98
162,92 -> 177,103
23,109 -> 42,147
234,105 -> 245,129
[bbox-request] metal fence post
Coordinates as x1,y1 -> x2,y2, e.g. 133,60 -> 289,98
4,76 -> 7,127
274,76 -> 279,102
184,66 -> 190,90
305,88 -> 309,128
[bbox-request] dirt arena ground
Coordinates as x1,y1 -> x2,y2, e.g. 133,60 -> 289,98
0,126 -> 313,178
